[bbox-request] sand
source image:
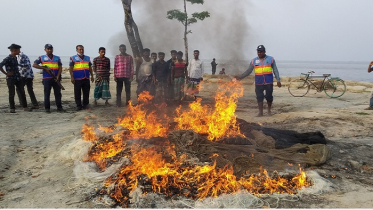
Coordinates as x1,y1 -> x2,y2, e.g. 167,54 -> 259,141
0,73 -> 373,208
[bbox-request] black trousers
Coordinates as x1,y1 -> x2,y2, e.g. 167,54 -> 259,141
7,79 -> 27,109
74,79 -> 90,108
17,77 -> 38,107
43,78 -> 62,109
255,84 -> 273,103
212,68 -> 216,75
116,77 -> 131,106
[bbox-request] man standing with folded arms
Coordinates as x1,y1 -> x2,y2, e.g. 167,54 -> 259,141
69,45 -> 94,111
33,44 -> 63,113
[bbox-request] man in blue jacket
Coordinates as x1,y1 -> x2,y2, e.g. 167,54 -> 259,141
236,45 -> 281,117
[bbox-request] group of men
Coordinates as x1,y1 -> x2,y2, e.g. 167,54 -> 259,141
0,43 -> 205,113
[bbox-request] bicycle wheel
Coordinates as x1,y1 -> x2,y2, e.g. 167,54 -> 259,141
324,78 -> 346,98
288,79 -> 310,97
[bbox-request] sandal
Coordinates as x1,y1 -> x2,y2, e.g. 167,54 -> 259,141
364,107 -> 373,110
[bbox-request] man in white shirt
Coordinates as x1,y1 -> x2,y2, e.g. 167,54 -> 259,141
186,50 -> 204,99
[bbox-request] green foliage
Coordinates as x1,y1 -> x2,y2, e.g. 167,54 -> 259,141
187,0 -> 205,4
192,11 -> 210,21
167,9 -> 187,24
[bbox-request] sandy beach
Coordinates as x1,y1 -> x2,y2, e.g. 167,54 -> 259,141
0,72 -> 373,208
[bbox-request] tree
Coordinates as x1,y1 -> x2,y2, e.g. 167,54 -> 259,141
121,0 -> 143,58
167,0 -> 210,62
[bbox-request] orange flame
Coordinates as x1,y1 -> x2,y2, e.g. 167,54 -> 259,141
84,132 -> 126,171
174,81 -> 244,141
116,91 -> 168,139
81,124 -> 96,141
104,146 -> 312,205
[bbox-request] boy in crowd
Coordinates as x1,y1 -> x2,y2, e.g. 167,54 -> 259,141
166,50 -> 177,102
93,47 -> 111,106
151,52 -> 157,63
171,51 -> 188,104
136,48 -> 154,96
152,52 -> 169,103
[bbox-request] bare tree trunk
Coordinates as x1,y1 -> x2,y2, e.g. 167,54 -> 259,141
121,0 -> 143,58
183,0 -> 189,63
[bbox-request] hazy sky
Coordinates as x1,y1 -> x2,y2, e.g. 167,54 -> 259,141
0,0 -> 372,62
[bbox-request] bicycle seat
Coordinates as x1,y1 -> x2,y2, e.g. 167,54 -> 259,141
323,74 -> 331,77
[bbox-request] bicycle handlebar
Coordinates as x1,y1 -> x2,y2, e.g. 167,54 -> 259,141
307,71 -> 315,74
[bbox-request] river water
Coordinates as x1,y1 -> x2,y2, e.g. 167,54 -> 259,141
1,55 -> 372,82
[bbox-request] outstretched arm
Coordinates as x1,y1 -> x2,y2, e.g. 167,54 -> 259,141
236,62 -> 254,80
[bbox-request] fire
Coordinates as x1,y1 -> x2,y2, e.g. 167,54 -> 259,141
79,81 -> 313,207
174,81 -> 244,140
81,124 -> 96,141
84,132 -> 126,171
102,145 -> 312,206
116,91 -> 168,139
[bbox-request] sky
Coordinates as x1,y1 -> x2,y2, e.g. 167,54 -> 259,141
0,0 -> 373,62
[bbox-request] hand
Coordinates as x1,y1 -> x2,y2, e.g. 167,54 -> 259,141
71,78 -> 75,84
200,77 -> 203,81
7,72 -> 14,76
370,61 -> 373,66
55,75 -> 60,82
277,82 -> 282,88
114,77 -> 117,82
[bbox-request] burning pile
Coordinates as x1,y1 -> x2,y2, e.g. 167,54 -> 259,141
99,145 -> 309,207
80,81 -> 314,207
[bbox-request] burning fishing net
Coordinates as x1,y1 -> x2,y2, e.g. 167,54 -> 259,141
79,81 -> 319,207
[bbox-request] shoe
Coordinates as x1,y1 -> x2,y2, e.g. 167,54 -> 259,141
76,106 -> 82,111
94,100 -> 98,106
45,109 -> 51,113
364,107 -> 373,110
105,101 -> 111,106
82,105 -> 90,110
57,107 -> 65,112
31,105 -> 39,109
23,107 -> 32,112
10,109 -> 16,113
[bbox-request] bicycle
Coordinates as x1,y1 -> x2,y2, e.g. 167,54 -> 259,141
288,71 -> 346,98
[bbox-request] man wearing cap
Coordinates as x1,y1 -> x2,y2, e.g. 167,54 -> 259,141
69,45 -> 94,111
33,44 -> 64,113
235,45 -> 281,117
0,44 -> 30,113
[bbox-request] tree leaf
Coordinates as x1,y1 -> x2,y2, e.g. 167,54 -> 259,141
187,0 -> 205,4
187,18 -> 197,25
192,11 -> 210,21
167,9 -> 187,24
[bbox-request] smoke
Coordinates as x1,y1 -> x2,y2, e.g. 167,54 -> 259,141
107,0 -> 254,74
